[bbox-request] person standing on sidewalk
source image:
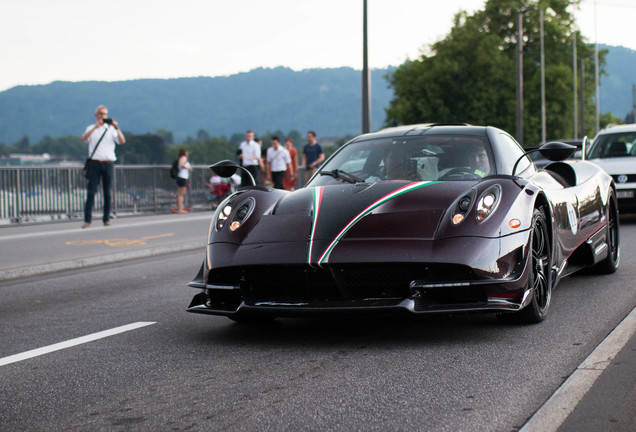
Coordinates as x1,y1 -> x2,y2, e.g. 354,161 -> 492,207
175,148 -> 193,213
81,105 -> 126,228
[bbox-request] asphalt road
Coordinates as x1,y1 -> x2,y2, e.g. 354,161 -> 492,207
0,216 -> 635,431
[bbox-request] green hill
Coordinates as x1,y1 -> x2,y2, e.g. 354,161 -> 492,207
601,44 -> 636,118
0,44 -> 633,145
0,67 -> 394,145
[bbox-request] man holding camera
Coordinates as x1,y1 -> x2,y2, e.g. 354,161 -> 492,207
81,105 -> 126,228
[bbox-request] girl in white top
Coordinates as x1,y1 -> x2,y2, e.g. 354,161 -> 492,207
176,148 -> 193,213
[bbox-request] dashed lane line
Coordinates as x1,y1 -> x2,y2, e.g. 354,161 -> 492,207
0,322 -> 156,367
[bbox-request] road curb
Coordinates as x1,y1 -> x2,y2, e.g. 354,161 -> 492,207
0,241 -> 204,282
519,305 -> 636,432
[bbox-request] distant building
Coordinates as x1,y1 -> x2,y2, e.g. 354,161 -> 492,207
0,154 -> 81,167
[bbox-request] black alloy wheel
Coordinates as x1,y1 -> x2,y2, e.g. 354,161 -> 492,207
499,208 -> 552,324
593,191 -> 620,274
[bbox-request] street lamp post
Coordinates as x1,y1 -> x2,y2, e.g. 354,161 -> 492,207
573,32 -> 578,139
594,0 -> 600,134
516,10 -> 524,146
540,7 -> 546,143
362,0 -> 371,134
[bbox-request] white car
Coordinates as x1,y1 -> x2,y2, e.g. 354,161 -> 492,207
587,124 -> 636,213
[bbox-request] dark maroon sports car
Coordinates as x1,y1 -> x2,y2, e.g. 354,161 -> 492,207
187,124 -> 619,324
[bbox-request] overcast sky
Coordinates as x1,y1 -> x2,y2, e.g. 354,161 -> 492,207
0,0 -> 633,93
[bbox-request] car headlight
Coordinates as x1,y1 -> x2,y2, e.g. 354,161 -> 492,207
475,186 -> 501,222
451,191 -> 476,225
229,198 -> 256,231
216,202 -> 233,230
215,197 -> 256,232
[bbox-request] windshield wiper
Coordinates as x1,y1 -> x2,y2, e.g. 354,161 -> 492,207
319,169 -> 365,184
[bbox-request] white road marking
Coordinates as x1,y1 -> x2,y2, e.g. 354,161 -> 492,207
520,306 -> 636,432
0,321 -> 156,367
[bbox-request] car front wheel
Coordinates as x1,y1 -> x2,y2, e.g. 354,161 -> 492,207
499,208 -> 552,324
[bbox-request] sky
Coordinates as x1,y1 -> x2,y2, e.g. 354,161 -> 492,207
0,0 -> 634,93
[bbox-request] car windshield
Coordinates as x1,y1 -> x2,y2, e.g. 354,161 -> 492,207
588,132 -> 636,159
308,135 -> 494,186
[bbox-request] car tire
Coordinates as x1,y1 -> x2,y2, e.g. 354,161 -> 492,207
591,190 -> 620,274
498,208 -> 552,324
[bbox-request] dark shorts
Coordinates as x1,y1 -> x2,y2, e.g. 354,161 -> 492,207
176,177 -> 189,187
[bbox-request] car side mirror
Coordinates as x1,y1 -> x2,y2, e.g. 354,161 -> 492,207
209,160 -> 255,186
537,141 -> 578,161
513,141 -> 577,176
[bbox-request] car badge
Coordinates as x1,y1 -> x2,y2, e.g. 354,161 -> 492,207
566,201 -> 578,235
618,175 -> 628,184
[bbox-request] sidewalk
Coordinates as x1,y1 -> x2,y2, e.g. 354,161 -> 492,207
0,211 -> 212,281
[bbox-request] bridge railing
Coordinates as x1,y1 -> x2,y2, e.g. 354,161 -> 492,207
0,165 -> 214,225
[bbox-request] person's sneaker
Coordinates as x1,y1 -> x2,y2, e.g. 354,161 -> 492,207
103,221 -> 111,226
81,223 -> 91,229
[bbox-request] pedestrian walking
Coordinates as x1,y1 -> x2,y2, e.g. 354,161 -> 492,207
282,137 -> 298,190
266,136 -> 293,189
238,130 -> 260,186
301,131 -> 324,184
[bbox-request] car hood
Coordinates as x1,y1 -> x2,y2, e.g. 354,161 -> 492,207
221,180 -> 478,265
587,157 -> 636,174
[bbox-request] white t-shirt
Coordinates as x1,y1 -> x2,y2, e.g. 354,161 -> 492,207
178,160 -> 191,179
239,140 -> 261,166
266,146 -> 291,172
84,124 -> 121,162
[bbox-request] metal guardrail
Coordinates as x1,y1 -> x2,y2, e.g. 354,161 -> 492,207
0,165 -> 213,225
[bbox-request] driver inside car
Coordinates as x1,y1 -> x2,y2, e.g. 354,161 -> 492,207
384,147 -> 421,181
466,145 -> 491,177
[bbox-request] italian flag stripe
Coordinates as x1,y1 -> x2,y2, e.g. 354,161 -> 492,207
307,186 -> 325,264
316,181 -> 437,266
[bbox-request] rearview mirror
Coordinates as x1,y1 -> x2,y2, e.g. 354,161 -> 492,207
513,141 -> 577,176
537,141 -> 577,162
209,160 -> 255,186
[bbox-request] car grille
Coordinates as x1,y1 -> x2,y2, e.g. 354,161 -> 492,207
208,264 -> 478,304
612,174 -> 636,184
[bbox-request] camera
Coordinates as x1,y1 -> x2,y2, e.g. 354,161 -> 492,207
103,118 -> 113,124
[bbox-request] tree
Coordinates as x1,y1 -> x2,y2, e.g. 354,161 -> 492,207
600,111 -> 622,129
118,133 -> 166,164
31,135 -> 85,159
16,135 -> 30,153
197,129 -> 211,142
385,0 -> 604,146
34,135 -> 55,153
229,133 -> 244,146
286,129 -> 303,145
156,128 -> 174,145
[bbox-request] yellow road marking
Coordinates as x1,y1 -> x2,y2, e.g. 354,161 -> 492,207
65,233 -> 174,247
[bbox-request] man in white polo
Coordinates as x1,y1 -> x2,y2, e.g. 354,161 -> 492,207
266,136 -> 293,189
238,129 -> 260,186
